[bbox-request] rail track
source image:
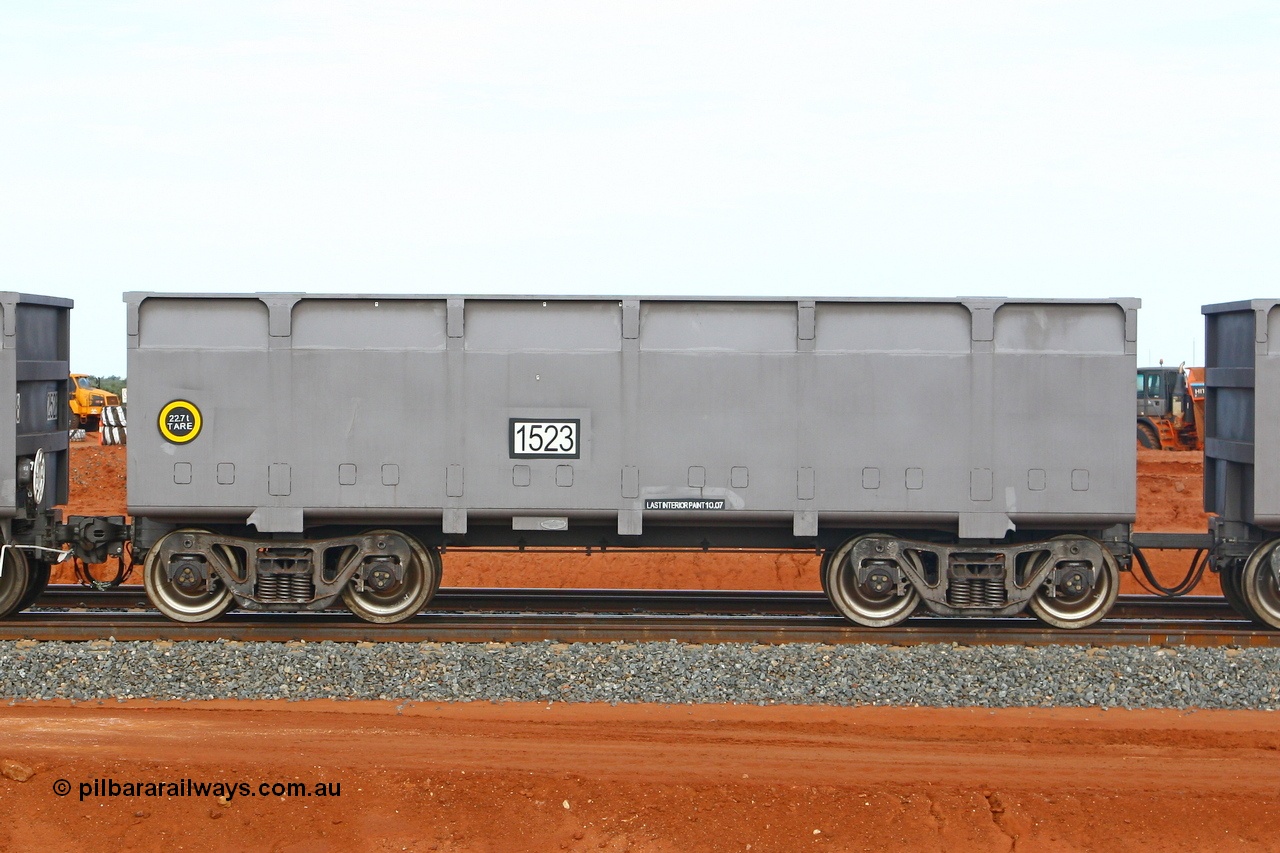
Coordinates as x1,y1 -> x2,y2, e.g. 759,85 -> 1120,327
0,586 -> 1269,647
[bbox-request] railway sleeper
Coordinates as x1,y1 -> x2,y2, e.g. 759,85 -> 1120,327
826,533 -> 1120,629
143,528 -> 441,624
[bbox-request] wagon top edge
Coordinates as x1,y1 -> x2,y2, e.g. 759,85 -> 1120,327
0,293 -> 74,309
1202,299 -> 1280,315
124,292 -> 1140,309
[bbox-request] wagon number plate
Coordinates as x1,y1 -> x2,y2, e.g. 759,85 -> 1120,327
510,419 -> 580,459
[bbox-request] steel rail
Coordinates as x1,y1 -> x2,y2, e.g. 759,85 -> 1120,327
32,586 -> 1238,620
4,593 -> 1271,647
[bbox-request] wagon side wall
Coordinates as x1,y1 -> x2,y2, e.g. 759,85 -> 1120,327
125,293 -> 1137,544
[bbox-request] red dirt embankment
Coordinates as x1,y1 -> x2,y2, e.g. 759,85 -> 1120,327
55,443 -> 1214,592
2,702 -> 1279,852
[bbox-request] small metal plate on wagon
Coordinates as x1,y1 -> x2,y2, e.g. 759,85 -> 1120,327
509,418 -> 580,459
159,400 -> 202,444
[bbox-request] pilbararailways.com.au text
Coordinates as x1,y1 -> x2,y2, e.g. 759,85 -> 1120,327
55,778 -> 341,801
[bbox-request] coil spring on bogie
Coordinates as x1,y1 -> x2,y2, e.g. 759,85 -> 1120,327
256,574 -> 315,603
946,577 -> 1007,608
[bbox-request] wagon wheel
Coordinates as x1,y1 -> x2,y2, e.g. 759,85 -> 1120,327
1240,540 -> 1280,630
1217,563 -> 1253,620
1137,423 -> 1160,449
824,534 -> 919,628
342,530 -> 440,624
15,559 -> 51,612
1027,538 -> 1120,629
143,529 -> 237,623
0,546 -> 32,618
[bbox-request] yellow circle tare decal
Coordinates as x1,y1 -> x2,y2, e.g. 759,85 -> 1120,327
158,400 -> 202,444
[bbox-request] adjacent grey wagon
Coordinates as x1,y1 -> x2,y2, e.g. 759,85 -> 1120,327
126,293 -> 1138,627
1203,299 -> 1280,628
0,292 -> 73,617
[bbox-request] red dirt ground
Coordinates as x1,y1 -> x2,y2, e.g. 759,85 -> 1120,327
18,441 -> 1272,851
1,702 -> 1279,852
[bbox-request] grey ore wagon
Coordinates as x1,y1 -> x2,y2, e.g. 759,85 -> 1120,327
1204,299 -> 1280,628
0,293 -> 73,617
126,293 -> 1138,628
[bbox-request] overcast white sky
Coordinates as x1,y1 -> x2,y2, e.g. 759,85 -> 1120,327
2,2 -> 1276,376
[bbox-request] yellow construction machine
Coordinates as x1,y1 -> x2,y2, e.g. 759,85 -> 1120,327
69,374 -> 121,432
1136,364 -> 1204,451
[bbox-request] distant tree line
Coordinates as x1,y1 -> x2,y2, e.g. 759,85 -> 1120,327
91,376 -> 126,397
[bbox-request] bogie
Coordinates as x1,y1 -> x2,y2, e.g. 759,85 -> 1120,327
823,533 -> 1121,629
140,527 -> 441,625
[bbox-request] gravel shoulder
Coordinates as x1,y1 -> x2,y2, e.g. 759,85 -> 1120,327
3,639 -> 1280,709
